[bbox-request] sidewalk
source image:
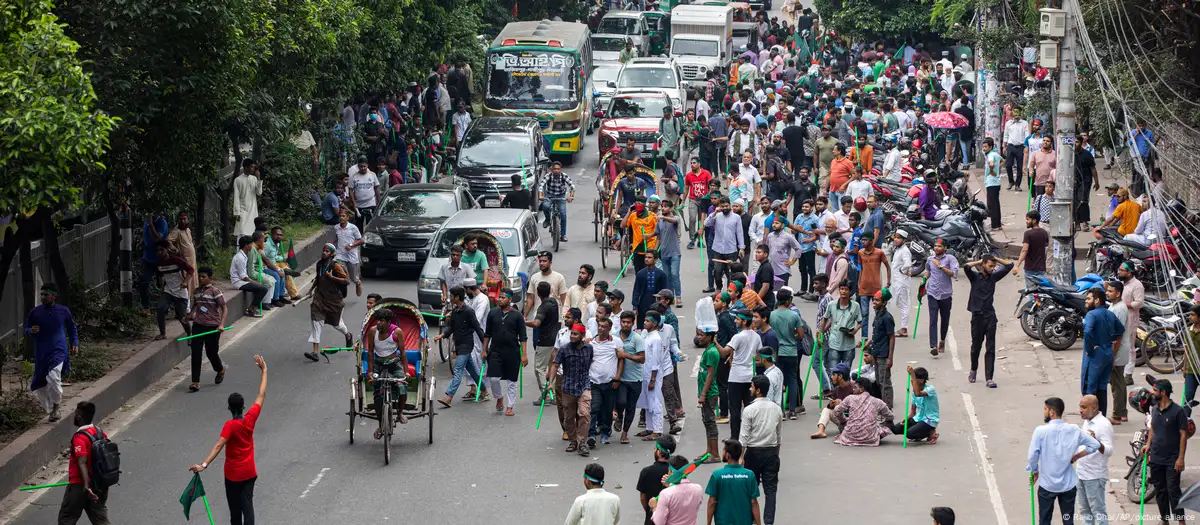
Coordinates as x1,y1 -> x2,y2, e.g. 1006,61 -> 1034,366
0,227 -> 334,498
962,166 -> 1108,260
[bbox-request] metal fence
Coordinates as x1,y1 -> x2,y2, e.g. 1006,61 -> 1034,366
0,217 -> 113,347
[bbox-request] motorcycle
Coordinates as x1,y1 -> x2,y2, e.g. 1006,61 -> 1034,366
1125,378 -> 1197,503
1036,288 -> 1090,351
1014,274 -> 1100,340
895,190 -> 995,265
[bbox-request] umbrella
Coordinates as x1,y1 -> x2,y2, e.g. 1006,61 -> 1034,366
924,111 -> 969,129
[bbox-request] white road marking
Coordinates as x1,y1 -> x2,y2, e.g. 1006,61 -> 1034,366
962,393 -> 1009,525
299,467 -> 331,498
0,272 -> 318,522
946,327 -> 963,371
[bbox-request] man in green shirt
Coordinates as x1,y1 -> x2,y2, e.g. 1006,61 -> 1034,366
619,39 -> 637,64
697,328 -> 723,463
820,281 -> 861,382
769,289 -> 804,419
459,234 -> 490,280
705,439 -> 762,525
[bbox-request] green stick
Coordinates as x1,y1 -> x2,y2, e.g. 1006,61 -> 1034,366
535,380 -> 553,429
475,361 -> 488,402
321,347 -> 354,352
202,493 -> 215,525
255,250 -> 264,315
420,312 -> 445,319
903,374 -> 912,449
697,218 -> 707,276
855,339 -> 867,376
1026,183 -> 1033,213
1138,454 -> 1148,525
177,326 -> 234,342
799,335 -> 819,399
912,300 -> 923,339
613,227 -> 649,286
18,481 -> 69,491
1029,475 -> 1036,525
520,363 -> 524,399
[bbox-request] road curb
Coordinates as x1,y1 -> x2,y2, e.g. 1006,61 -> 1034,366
0,227 -> 334,498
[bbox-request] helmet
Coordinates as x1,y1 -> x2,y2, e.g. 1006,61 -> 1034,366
854,197 -> 867,211
1129,387 -> 1154,415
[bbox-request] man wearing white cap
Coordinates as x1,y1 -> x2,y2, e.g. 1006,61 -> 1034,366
889,231 -> 917,337
957,53 -> 973,74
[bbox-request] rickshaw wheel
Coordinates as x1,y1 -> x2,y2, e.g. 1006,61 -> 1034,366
383,391 -> 392,465
592,200 -> 601,242
348,397 -> 356,445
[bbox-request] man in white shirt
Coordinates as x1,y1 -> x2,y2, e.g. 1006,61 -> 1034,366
748,198 -> 771,249
1075,394 -> 1114,525
229,235 -> 269,317
334,211 -> 364,297
348,156 -> 380,231
889,231 -> 916,337
755,351 -> 784,407
722,311 -> 760,440
451,103 -> 472,145
636,312 -> 669,439
1003,115 -> 1030,190
587,317 -> 625,445
882,143 -> 904,181
564,463 -> 620,525
731,150 -> 762,203
1125,204 -> 1168,246
465,279 -> 492,401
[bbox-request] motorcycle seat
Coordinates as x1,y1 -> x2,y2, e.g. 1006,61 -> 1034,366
1144,296 -> 1176,306
917,218 -> 945,228
1051,283 -> 1079,293
1130,249 -> 1157,259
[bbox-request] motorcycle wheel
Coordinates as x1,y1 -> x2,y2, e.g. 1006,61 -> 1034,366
1018,300 -> 1042,340
1144,326 -> 1187,374
1126,455 -> 1157,503
1038,310 -> 1079,351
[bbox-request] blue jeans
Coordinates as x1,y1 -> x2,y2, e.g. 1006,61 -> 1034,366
1076,478 -> 1108,525
660,255 -> 681,297
828,191 -> 844,209
811,347 -> 831,392
263,268 -> 284,302
825,346 -> 853,383
445,354 -> 483,397
858,295 -> 872,337
540,198 -> 567,237
959,137 -> 972,166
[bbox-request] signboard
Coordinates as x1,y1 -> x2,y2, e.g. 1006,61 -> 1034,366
490,52 -> 574,77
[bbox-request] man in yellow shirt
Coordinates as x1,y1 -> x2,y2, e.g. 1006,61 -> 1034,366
1099,188 -> 1141,236
623,201 -> 659,273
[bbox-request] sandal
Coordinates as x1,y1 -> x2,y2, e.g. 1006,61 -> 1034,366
641,433 -> 661,441
635,430 -> 651,438
495,399 -> 504,412
928,431 -> 939,445
701,456 -> 721,464
188,384 -> 200,393
620,435 -> 631,444
397,415 -> 409,424
505,408 -> 515,417
215,369 -> 226,384
968,371 -> 976,383
438,397 -> 452,408
986,380 -> 997,388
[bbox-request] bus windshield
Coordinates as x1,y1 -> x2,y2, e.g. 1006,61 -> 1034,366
487,50 -> 578,110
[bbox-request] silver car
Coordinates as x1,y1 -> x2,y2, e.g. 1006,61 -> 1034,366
614,57 -> 686,111
589,65 -> 622,130
417,209 -> 544,316
597,11 -> 649,57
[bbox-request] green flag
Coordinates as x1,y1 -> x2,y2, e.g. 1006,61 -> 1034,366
180,473 -> 206,520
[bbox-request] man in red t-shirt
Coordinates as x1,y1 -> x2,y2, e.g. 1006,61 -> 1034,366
60,400 -> 110,524
191,355 -> 268,525
683,157 -> 713,249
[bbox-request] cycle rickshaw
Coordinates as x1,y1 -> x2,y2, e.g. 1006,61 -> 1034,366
433,229 -> 511,368
345,297 -> 435,465
593,153 -> 658,269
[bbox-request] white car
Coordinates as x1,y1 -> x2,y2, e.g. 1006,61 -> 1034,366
589,65 -> 622,130
612,57 -> 686,112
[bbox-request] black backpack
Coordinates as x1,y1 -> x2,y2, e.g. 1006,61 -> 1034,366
74,426 -> 120,490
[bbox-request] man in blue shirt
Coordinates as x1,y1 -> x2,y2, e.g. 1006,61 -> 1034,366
140,215 -> 169,310
1082,288 -> 1123,416
792,201 -> 820,295
1026,396 -> 1103,525
25,283 -> 78,422
320,179 -> 344,225
1129,119 -> 1155,196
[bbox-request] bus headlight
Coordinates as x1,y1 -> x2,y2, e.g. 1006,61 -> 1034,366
553,120 -> 580,131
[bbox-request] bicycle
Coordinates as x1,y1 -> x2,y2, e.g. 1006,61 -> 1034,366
371,372 -> 407,465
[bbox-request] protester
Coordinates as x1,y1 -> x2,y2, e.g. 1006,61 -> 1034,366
863,289 -> 896,407
1119,262 -> 1145,389
567,264 -> 598,313
770,290 -> 804,418
60,401 -> 111,524
527,281 -> 561,405
891,366 -> 940,443
524,251 -> 568,319
1075,395 -> 1114,525
265,226 -> 301,301
650,455 -> 705,525
230,235 -> 270,317
186,268 -> 227,393
637,312 -> 669,441
616,311 -> 646,445
704,197 -> 745,293
436,287 -> 486,407
963,255 -> 1013,388
438,245 -> 476,303
923,239 -> 958,356
167,211 -> 199,296
587,318 -> 623,446
834,377 -> 895,447
1012,211 -> 1050,289
723,309 -> 760,440
820,281 -> 860,380
1025,396 -> 1102,525
855,232 -> 890,336
1104,281 -> 1130,423
1144,378 -> 1189,524
25,283 -> 78,422
189,356 -> 268,525
704,439 -> 761,525
696,328 -> 722,462
460,234 -> 491,278
334,210 -> 364,297
565,463 -> 621,525
637,436 -> 676,525
633,251 -> 670,328
301,244 -> 353,362
1080,288 -> 1122,416
484,288 -> 528,417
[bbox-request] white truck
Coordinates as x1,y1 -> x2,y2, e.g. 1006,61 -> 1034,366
669,4 -> 734,93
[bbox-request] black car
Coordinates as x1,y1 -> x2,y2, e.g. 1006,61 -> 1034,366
453,117 -> 549,209
360,184 -> 477,274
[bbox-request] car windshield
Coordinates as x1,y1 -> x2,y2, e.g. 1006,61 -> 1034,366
607,96 -> 670,118
618,67 -> 677,89
597,17 -> 640,35
592,36 -> 626,52
486,50 -> 577,109
591,68 -> 620,89
458,133 -> 531,168
377,191 -> 459,218
431,228 -> 521,257
671,38 -> 719,56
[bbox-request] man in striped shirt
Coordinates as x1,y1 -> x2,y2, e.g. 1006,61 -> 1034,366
186,267 -> 227,392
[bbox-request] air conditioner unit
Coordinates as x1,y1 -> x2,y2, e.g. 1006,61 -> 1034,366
1040,40 -> 1059,69
1039,8 -> 1067,37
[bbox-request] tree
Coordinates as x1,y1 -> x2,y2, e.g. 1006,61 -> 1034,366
814,0 -> 936,42
0,0 -> 118,309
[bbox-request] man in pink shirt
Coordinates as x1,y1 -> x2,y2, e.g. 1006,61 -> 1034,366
651,456 -> 705,525
1029,136 -> 1057,199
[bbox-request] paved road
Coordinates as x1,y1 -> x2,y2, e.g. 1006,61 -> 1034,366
6,18 -> 1166,525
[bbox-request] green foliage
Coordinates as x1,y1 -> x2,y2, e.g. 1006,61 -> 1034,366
259,143 -> 322,225
0,391 -> 43,442
64,277 -> 150,341
0,0 -> 117,216
815,0 -> 936,42
63,346 -> 116,383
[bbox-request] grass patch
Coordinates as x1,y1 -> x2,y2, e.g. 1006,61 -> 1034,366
66,283 -> 151,342
0,391 -> 44,443
205,219 -> 327,281
65,346 -> 116,383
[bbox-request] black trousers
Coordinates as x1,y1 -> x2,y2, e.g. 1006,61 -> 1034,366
711,251 -> 735,291
616,380 -> 642,433
1036,486 -> 1077,525
588,383 -> 618,439
969,312 -> 997,380
1131,156 -> 1152,197
726,381 -> 752,440
190,324 -> 226,383
889,418 -> 936,441
986,185 -> 1002,228
1005,144 -> 1024,188
157,294 -> 190,336
58,484 -> 109,525
744,447 -> 780,525
238,282 -> 269,309
225,476 -> 257,525
1150,461 -> 1184,522
799,250 -> 816,293
717,358 -> 731,418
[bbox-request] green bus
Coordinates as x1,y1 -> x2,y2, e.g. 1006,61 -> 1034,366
484,20 -> 594,161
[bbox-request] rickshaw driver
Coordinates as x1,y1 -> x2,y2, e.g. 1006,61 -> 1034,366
365,308 -> 410,437
609,165 -> 651,248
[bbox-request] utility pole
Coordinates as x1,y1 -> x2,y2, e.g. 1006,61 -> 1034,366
119,182 -> 133,307
1050,0 -> 1077,285
980,5 -> 1001,148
